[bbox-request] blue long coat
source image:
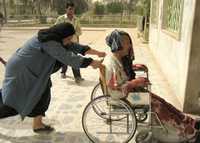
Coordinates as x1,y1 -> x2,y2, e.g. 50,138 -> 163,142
1,35 -> 89,119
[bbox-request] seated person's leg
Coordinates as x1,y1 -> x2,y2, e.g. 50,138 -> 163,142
151,92 -> 199,139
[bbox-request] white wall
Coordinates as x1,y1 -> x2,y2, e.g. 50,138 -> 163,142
149,0 -> 196,108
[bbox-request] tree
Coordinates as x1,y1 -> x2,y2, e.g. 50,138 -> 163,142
106,2 -> 123,14
127,0 -> 138,14
31,0 -> 52,23
74,0 -> 88,15
93,2 -> 105,15
2,0 -> 89,21
3,0 -> 7,23
53,0 -> 89,15
135,0 -> 150,16
54,0 -> 66,15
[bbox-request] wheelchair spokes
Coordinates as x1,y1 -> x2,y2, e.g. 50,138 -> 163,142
82,95 -> 137,143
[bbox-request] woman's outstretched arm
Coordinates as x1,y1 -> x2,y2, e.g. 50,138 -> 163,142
85,48 -> 106,57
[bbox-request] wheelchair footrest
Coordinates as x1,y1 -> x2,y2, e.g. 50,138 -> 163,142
133,105 -> 150,113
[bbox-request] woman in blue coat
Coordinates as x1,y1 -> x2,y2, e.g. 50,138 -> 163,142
0,23 -> 105,133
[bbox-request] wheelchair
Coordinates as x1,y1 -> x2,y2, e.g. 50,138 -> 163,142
82,64 -> 155,143
82,64 -> 194,143
90,64 -> 149,123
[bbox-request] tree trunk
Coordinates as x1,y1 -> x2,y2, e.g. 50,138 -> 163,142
2,0 -> 7,23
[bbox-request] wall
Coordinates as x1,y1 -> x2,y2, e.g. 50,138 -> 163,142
149,0 -> 196,109
184,0 -> 200,114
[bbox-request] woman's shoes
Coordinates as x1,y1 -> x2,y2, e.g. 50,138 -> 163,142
33,124 -> 54,134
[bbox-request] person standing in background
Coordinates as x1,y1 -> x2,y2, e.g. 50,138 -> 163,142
55,1 -> 85,83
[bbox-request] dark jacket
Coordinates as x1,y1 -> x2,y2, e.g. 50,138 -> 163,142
2,35 -> 92,119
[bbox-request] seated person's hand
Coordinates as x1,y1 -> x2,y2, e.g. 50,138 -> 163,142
121,77 -> 149,96
134,77 -> 149,87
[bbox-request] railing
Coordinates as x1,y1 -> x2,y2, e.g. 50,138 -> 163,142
5,14 -> 138,27
79,15 -> 137,27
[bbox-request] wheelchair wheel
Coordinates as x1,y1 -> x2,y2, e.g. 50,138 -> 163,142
82,95 -> 137,143
91,83 -> 127,121
135,130 -> 152,143
91,82 -> 102,100
91,83 -> 148,122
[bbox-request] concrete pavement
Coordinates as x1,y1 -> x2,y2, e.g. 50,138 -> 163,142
0,27 -> 181,143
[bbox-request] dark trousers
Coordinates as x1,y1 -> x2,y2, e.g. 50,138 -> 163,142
195,134 -> 200,143
61,65 -> 82,79
0,86 -> 51,118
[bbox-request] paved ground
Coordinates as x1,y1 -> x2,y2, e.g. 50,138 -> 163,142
0,27 -> 182,143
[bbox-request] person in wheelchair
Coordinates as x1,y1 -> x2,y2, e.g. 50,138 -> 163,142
102,29 -> 200,142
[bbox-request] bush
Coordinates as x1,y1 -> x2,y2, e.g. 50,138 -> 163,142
106,2 -> 123,14
93,2 -> 105,15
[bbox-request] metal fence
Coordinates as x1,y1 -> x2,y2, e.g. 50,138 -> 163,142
5,14 -> 138,27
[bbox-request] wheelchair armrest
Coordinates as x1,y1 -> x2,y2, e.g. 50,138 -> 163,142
132,64 -> 148,72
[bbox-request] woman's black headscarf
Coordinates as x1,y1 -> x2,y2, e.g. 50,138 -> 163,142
38,22 -> 75,43
106,30 -> 136,80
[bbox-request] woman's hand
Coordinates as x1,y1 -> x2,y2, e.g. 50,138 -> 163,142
90,60 -> 103,69
85,49 -> 106,58
97,52 -> 106,58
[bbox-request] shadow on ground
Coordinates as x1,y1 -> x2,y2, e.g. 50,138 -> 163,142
0,131 -> 92,143
66,79 -> 98,87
